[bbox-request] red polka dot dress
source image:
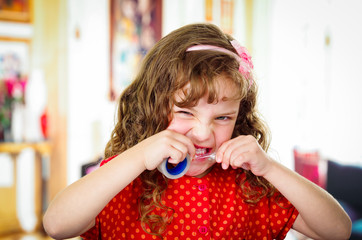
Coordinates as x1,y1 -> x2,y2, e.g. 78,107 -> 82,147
81,157 -> 298,240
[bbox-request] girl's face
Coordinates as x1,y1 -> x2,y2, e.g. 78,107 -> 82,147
167,76 -> 241,177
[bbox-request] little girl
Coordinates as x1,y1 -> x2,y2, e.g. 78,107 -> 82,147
43,23 -> 351,240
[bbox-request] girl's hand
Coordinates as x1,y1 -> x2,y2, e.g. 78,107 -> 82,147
132,129 -> 195,171
216,135 -> 273,176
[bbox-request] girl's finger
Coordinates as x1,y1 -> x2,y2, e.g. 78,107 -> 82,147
169,141 -> 189,159
217,140 -> 238,169
219,145 -> 231,169
217,135 -> 256,170
217,138 -> 237,166
169,131 -> 196,159
167,149 -> 184,164
241,163 -> 250,170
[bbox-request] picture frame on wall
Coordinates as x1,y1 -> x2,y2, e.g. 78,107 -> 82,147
109,0 -> 162,101
0,0 -> 32,23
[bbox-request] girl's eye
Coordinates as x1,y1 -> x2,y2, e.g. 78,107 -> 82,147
216,116 -> 231,121
178,111 -> 193,116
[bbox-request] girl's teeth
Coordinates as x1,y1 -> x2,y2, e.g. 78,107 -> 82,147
195,148 -> 207,155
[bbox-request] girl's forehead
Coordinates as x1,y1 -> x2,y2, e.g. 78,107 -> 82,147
175,76 -> 241,102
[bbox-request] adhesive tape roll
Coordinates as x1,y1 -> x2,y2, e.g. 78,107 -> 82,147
157,154 -> 191,179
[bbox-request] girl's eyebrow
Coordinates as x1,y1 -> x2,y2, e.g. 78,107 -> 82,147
218,110 -> 238,116
176,104 -> 239,115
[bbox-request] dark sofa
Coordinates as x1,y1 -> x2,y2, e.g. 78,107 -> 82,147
326,160 -> 362,240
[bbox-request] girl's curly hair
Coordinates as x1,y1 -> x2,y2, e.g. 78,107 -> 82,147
104,23 -> 274,238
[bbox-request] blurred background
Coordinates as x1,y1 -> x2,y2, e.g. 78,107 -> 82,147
0,0 -> 361,239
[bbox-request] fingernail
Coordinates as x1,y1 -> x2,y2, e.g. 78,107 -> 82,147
222,163 -> 228,169
168,158 -> 177,164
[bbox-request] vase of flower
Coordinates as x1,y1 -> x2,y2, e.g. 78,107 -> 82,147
0,52 -> 27,142
0,76 -> 27,142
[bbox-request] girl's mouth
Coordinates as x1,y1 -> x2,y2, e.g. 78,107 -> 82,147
194,146 -> 212,157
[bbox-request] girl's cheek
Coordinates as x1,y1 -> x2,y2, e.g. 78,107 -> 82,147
167,118 -> 191,134
215,128 -> 234,147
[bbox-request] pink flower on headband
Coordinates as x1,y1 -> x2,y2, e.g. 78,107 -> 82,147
186,40 -> 254,88
230,40 -> 253,78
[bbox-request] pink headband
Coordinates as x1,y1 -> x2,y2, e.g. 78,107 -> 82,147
186,40 -> 254,88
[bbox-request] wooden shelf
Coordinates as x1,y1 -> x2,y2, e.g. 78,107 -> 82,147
0,142 -> 51,235
0,142 -> 51,155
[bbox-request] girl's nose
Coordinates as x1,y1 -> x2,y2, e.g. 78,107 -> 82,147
192,121 -> 212,141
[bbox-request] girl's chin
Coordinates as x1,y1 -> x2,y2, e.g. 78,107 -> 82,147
185,164 -> 215,178
185,170 -> 204,177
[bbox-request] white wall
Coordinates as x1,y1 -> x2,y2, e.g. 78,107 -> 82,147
67,0 -> 115,184
254,0 -> 362,168
66,0 -> 247,183
162,0 -> 246,43
65,0 -> 362,185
